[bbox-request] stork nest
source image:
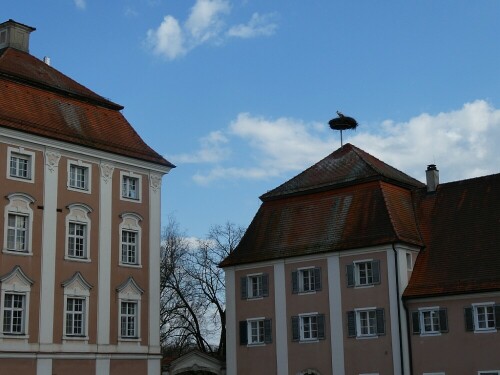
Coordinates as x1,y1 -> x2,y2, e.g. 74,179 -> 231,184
328,116 -> 358,131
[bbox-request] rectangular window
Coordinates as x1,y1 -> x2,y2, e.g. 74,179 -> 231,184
478,372 -> 500,375
65,298 -> 85,336
69,165 -> 89,190
3,293 -> 25,334
465,304 -> 500,332
347,308 -> 385,338
10,153 -> 31,179
249,320 -> 264,344
120,301 -> 138,338
122,176 -> 139,200
121,230 -> 138,265
239,319 -> 272,345
291,314 -> 325,342
7,213 -> 28,252
68,222 -> 87,258
347,260 -> 381,287
412,308 -> 448,335
292,267 -> 321,293
241,274 -> 269,299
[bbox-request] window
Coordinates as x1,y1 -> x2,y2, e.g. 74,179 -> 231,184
478,372 -> 500,375
7,147 -> 35,182
465,303 -> 500,332
347,260 -> 380,287
412,308 -> 448,335
68,161 -> 91,192
117,277 -> 143,341
62,272 -> 91,340
0,266 -> 33,338
120,172 -> 142,202
3,193 -> 34,255
292,314 -> 325,342
292,267 -> 321,294
406,252 -> 413,270
347,308 -> 385,338
65,204 -> 92,261
119,213 -> 142,267
241,273 -> 269,299
239,318 -> 272,345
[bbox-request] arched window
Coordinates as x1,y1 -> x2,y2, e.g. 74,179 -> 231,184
116,277 -> 143,341
119,212 -> 143,267
65,203 -> 92,261
62,272 -> 92,341
3,193 -> 35,255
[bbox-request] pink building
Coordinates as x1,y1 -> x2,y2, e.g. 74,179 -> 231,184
221,144 -> 500,375
0,20 -> 174,375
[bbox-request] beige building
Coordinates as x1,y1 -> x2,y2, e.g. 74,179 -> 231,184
0,20 -> 174,374
221,143 -> 500,375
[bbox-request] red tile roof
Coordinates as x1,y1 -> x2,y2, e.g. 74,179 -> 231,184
0,47 -> 174,168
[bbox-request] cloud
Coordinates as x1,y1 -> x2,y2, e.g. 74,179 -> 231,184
74,0 -> 86,10
181,100 -> 500,186
146,0 -> 277,60
168,131 -> 230,164
227,12 -> 278,38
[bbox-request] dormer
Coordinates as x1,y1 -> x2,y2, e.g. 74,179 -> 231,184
0,19 -> 36,52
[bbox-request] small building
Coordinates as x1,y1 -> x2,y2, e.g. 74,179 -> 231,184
220,143 -> 500,375
0,19 -> 174,375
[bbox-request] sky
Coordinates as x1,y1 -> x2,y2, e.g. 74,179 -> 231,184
5,1 -> 500,238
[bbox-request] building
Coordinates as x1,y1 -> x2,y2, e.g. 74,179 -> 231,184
0,20 -> 174,375
220,143 -> 500,375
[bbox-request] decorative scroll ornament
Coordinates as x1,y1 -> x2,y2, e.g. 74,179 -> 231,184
150,174 -> 162,193
45,150 -> 61,172
100,163 -> 115,184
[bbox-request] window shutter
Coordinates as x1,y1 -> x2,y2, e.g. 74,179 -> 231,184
411,311 -> 420,334
239,321 -> 248,345
346,264 -> 355,287
372,260 -> 381,284
292,316 -> 300,341
376,308 -> 385,335
317,314 -> 325,339
347,311 -> 356,337
464,307 -> 474,331
495,305 -> 500,329
262,274 -> 269,297
292,271 -> 298,294
439,308 -> 448,333
314,267 -> 322,291
240,277 -> 247,299
264,319 -> 272,343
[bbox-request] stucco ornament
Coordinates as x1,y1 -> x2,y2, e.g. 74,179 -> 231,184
100,162 -> 115,184
150,173 -> 162,192
45,150 -> 61,172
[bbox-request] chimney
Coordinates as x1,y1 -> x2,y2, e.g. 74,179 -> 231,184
426,164 -> 439,192
0,19 -> 36,53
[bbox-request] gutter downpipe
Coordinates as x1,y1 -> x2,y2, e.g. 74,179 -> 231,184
403,297 -> 414,375
392,243 -> 405,374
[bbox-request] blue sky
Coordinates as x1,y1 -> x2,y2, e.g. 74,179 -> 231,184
6,1 -> 500,238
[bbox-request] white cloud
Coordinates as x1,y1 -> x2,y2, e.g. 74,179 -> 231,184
182,100 -> 500,186
169,131 -> 230,164
74,0 -> 86,10
146,0 -> 277,60
227,12 -> 278,38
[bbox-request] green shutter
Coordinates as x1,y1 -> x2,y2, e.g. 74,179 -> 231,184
262,274 -> 269,297
346,264 -> 355,287
376,308 -> 385,335
439,308 -> 448,333
240,277 -> 247,299
264,319 -> 272,343
495,305 -> 500,329
411,311 -> 420,334
292,271 -> 298,294
314,267 -> 322,291
347,311 -> 356,337
317,314 -> 325,339
372,260 -> 381,284
292,316 -> 300,341
239,321 -> 247,345
464,307 -> 474,331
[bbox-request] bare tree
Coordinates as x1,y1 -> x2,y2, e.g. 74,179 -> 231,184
160,217 -> 245,359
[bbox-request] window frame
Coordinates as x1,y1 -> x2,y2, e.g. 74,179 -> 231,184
347,308 -> 385,339
3,193 -> 34,256
241,273 -> 269,299
119,213 -> 142,267
67,160 -> 92,193
291,313 -> 326,342
120,171 -> 142,203
347,259 -> 381,288
292,267 -> 321,294
117,277 -> 143,342
65,204 -> 92,262
62,272 -> 91,341
472,303 -> 498,333
412,307 -> 448,336
7,147 -> 35,183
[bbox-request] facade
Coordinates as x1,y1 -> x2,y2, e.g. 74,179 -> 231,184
0,20 -> 174,375
221,143 -> 500,375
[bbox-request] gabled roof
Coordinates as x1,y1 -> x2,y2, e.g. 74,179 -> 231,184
260,143 -> 424,201
0,47 -> 174,168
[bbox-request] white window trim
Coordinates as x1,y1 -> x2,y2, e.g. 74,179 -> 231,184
0,266 -> 33,340
65,203 -> 92,262
67,159 -> 92,194
418,306 -> 441,336
298,312 -> 319,342
354,307 -> 378,339
247,273 -> 263,299
3,193 -> 34,256
246,317 -> 266,346
120,171 -> 142,203
472,302 -> 497,333
62,272 -> 92,342
478,371 -> 500,375
117,277 -> 143,342
354,259 -> 375,288
7,146 -> 35,183
297,266 -> 316,295
119,213 -> 142,268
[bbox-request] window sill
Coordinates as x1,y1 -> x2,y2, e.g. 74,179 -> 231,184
67,186 -> 91,194
298,339 -> 319,344
354,284 -> 375,289
2,249 -> 32,256
474,328 -> 497,334
0,334 -> 29,340
246,296 -> 264,301
247,343 -> 266,347
120,196 -> 141,203
118,337 -> 141,344
356,335 -> 379,340
7,176 -> 34,184
420,332 -> 441,337
65,256 -> 91,263
298,291 -> 317,296
63,336 -> 89,342
119,263 -> 142,269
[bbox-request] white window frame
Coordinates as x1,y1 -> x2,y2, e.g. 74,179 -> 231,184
120,171 -> 142,203
117,277 -> 143,342
67,160 -> 92,193
0,266 -> 33,339
473,302 -> 496,333
419,307 -> 441,335
65,204 -> 92,262
355,307 -> 377,338
247,274 -> 263,299
478,371 -> 500,375
355,260 -> 374,287
119,213 -> 142,267
247,317 -> 265,345
299,267 -> 316,293
299,313 -> 320,342
62,272 -> 91,341
7,147 -> 35,183
3,193 -> 34,256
